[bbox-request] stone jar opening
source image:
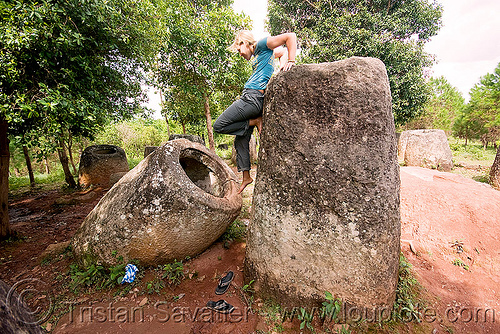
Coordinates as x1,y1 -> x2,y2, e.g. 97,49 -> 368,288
179,148 -> 228,198
93,147 -> 118,156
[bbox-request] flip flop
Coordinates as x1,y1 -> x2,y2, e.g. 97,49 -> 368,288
206,300 -> 235,314
215,271 -> 234,295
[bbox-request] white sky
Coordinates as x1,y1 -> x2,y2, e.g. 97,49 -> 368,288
147,0 -> 500,115
232,0 -> 269,39
424,0 -> 500,100
233,0 -> 500,101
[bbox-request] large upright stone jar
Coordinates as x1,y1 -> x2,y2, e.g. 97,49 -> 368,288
72,139 -> 242,266
398,129 -> 453,171
78,144 -> 129,188
245,57 -> 401,309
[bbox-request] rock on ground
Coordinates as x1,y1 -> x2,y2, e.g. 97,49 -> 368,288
78,145 -> 129,188
169,134 -> 205,146
245,57 -> 400,309
399,129 -> 453,171
0,280 -> 43,334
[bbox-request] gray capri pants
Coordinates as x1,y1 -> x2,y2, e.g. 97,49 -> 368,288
213,89 -> 264,172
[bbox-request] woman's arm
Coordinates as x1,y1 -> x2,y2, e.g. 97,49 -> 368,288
273,46 -> 288,71
267,32 -> 297,71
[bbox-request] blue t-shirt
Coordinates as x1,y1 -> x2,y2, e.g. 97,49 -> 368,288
244,37 -> 274,90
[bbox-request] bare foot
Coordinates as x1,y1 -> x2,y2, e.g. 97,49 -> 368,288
238,176 -> 253,194
249,116 -> 263,134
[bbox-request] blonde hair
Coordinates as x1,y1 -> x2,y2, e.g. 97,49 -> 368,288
229,30 -> 256,52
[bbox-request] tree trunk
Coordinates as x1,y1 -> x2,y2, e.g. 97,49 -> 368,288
203,92 -> 215,152
490,145 -> 500,190
182,121 -> 186,135
22,145 -> 36,187
165,116 -> 171,138
0,118 -> 11,239
57,137 -> 77,188
66,134 -> 77,175
159,88 -> 171,138
44,158 -> 50,174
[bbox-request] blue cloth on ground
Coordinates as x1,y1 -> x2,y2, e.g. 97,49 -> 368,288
121,264 -> 138,284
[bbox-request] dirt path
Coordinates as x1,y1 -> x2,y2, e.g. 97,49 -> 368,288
400,167 -> 500,334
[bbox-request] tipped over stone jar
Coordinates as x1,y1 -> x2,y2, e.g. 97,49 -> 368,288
72,139 -> 242,267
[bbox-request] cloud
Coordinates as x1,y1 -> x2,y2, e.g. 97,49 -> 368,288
233,0 -> 269,38
425,0 -> 500,99
430,57 -> 500,99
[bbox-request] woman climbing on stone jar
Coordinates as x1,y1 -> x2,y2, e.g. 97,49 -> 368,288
213,30 -> 297,194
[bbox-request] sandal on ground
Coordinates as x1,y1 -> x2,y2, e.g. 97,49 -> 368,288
206,299 -> 235,314
215,271 -> 234,295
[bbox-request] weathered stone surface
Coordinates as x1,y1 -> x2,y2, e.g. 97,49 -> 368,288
397,131 -> 409,161
0,280 -> 43,334
399,129 -> 453,171
78,145 -> 129,188
245,57 -> 400,308
109,171 -> 128,186
490,147 -> 500,190
231,135 -> 258,165
169,134 -> 205,146
72,139 -> 242,267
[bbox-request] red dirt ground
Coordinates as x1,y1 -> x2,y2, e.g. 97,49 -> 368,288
1,165 -> 499,333
400,166 -> 500,334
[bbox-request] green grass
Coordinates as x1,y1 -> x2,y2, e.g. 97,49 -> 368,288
448,137 -> 497,163
128,156 -> 143,169
392,253 -> 424,323
215,147 -> 233,161
258,300 -> 286,333
68,251 -> 129,293
214,136 -> 234,161
221,219 -> 247,242
452,258 -> 469,271
448,136 -> 496,185
334,253 -> 428,334
8,153 -> 144,193
9,169 -> 67,191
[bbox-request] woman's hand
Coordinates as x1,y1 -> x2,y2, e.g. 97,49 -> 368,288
281,60 -> 295,72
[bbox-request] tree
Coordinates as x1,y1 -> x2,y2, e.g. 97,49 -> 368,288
155,0 -> 251,151
468,63 -> 500,148
267,0 -> 443,125
453,62 -> 500,147
0,119 -> 9,238
404,76 -> 464,133
0,0 -> 160,238
452,105 -> 483,147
